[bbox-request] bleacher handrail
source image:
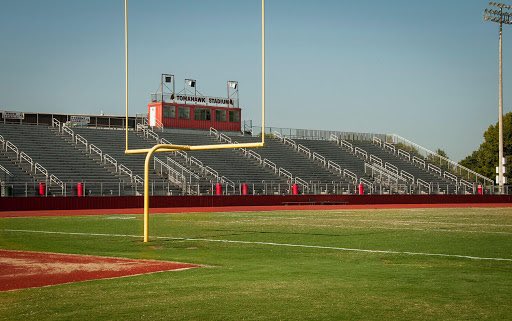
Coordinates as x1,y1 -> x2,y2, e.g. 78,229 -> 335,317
397,149 -> 411,161
312,152 -> 326,166
369,154 -> 382,167
294,177 -> 309,190
119,164 -> 133,178
297,144 -> 311,158
385,162 -> 399,175
279,168 -> 292,180
273,131 -> 283,140
364,162 -> 407,185
154,157 -> 186,185
189,156 -> 203,168
343,169 -> 357,183
459,178 -> 474,189
412,155 -> 426,168
62,125 -> 74,139
89,144 -> 103,159
263,159 -> 277,173
6,141 -> 19,159
354,147 -> 368,160
444,171 -> 458,184
52,118 -> 61,130
209,127 -> 219,138
219,133 -> 232,143
390,133 -> 493,185
416,178 -> 431,194
340,139 -> 354,152
400,170 -> 415,183
427,163 -> 442,176
359,177 -> 374,190
19,152 -> 33,171
283,137 -> 297,149
327,160 -> 341,174
248,150 -> 262,164
75,134 -> 88,149
0,135 -> 4,149
372,136 -> 382,147
204,166 -> 219,180
34,163 -> 48,178
133,175 -> 144,186
221,176 -> 235,189
160,137 -> 170,144
383,142 -> 396,154
103,154 -> 118,171
49,174 -> 64,193
0,164 -> 13,178
167,157 -> 200,180
145,127 -> 159,141
329,133 -> 339,144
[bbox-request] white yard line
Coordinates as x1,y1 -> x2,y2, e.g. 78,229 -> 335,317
185,220 -> 512,235
198,216 -> 512,228
3,229 -> 512,262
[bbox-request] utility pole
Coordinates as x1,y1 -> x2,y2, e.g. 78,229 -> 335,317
484,1 -> 512,193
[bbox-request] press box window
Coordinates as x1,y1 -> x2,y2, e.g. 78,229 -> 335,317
194,108 -> 211,121
178,107 -> 190,119
163,106 -> 175,118
215,110 -> 226,122
229,110 -> 240,122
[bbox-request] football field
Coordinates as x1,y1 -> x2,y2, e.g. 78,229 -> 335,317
1,207 -> 511,320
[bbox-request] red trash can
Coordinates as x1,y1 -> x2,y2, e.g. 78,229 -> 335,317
38,182 -> 46,196
358,183 -> 364,195
215,183 -> 223,195
241,183 -> 249,195
292,184 -> 299,195
77,183 -> 84,197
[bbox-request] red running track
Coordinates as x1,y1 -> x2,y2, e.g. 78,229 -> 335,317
1,203 -> 512,218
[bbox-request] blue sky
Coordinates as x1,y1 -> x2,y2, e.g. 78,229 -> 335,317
0,0 -> 510,161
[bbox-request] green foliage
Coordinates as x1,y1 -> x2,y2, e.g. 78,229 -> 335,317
395,143 -> 420,156
460,112 -> 512,180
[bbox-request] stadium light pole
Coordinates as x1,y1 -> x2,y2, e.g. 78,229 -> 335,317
484,2 -> 512,193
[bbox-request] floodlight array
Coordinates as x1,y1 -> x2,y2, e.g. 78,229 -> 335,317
488,1 -> 512,9
485,2 -> 512,24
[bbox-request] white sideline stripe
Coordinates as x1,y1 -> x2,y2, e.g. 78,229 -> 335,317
187,220 -> 512,235
3,229 -> 512,262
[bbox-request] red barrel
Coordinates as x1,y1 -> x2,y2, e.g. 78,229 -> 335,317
77,183 -> 84,197
292,184 -> 299,195
215,183 -> 223,195
358,183 -> 364,195
38,182 -> 46,196
477,184 -> 483,195
241,183 -> 249,195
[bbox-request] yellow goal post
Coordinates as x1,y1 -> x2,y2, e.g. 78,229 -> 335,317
123,0 -> 266,242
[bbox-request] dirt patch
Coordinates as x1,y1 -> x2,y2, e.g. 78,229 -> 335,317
0,249 -> 200,291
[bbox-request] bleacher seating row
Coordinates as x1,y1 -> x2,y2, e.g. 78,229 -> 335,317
0,121 -> 487,197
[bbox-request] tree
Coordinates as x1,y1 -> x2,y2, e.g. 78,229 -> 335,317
459,112 -> 512,180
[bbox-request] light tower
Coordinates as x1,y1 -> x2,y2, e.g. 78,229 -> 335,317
484,1 -> 512,193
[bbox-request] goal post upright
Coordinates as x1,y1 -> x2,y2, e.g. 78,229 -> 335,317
123,0 -> 266,242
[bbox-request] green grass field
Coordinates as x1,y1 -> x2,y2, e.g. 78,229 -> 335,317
1,207 -> 511,321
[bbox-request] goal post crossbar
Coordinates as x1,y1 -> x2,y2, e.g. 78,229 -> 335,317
123,0 -> 266,242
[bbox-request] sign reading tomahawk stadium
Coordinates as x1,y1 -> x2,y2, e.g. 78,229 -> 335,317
175,94 -> 236,107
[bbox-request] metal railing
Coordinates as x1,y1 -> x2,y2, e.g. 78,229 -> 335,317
275,134 -> 357,184
388,133 -> 493,186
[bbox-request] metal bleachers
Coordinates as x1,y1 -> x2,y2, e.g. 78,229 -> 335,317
0,123 -> 130,195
